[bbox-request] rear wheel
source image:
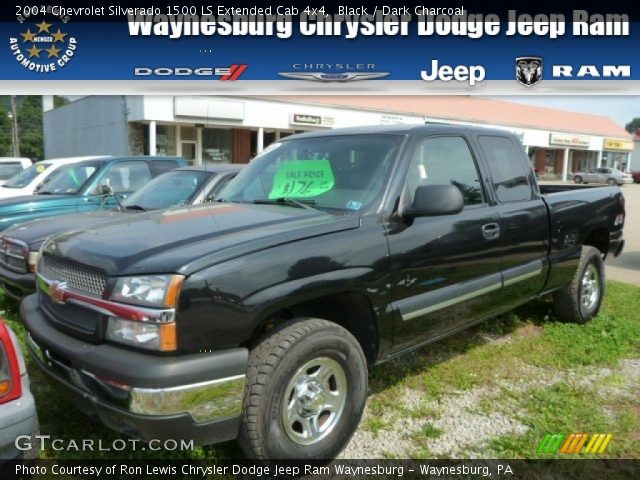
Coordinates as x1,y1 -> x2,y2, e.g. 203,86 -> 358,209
607,178 -> 617,186
574,176 -> 582,184
238,318 -> 368,460
553,246 -> 604,324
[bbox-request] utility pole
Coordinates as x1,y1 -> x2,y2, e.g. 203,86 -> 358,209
10,95 -> 20,157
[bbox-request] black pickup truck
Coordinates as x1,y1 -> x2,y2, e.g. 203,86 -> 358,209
21,125 -> 625,460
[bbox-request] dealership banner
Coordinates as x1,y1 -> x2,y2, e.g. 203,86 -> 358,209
0,1 -> 638,93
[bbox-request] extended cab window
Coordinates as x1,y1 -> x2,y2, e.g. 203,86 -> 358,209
479,136 -> 533,203
406,136 -> 485,206
100,161 -> 152,194
153,160 -> 180,175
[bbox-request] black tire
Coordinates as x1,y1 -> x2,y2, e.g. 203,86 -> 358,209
607,178 -> 617,186
238,318 -> 367,460
553,246 -> 604,324
574,176 -> 582,184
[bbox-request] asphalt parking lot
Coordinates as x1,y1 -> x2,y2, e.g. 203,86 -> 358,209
606,183 -> 640,285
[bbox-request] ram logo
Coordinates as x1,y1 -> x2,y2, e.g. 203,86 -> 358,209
552,65 -> 631,78
516,57 -> 543,87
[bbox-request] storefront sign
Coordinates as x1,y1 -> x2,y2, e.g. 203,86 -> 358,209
549,132 -> 591,148
175,97 -> 245,120
603,138 -> 633,151
291,113 -> 335,127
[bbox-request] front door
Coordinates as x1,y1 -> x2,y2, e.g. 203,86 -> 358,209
181,142 -> 196,165
388,135 -> 503,352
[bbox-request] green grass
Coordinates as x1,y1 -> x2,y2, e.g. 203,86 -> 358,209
2,280 -> 639,459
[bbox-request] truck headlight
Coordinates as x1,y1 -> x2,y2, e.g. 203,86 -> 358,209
106,317 -> 177,351
111,275 -> 184,308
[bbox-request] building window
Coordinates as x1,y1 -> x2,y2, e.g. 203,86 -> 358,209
140,124 -> 177,156
202,128 -> 232,163
156,125 -> 176,156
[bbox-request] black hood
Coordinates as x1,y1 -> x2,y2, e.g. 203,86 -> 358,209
45,203 -> 359,276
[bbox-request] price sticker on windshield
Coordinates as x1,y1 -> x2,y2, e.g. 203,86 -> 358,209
36,164 -> 46,173
269,160 -> 335,199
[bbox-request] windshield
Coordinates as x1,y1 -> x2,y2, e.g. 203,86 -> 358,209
122,170 -> 214,210
3,162 -> 51,188
219,134 -> 402,212
38,162 -> 100,195
0,163 -> 26,181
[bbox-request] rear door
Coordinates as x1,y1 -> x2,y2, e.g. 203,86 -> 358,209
388,134 -> 504,351
476,135 -> 549,308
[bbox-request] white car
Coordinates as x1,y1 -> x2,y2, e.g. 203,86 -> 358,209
0,156 -> 106,199
0,158 -> 32,187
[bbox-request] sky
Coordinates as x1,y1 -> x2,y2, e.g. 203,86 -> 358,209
492,96 -> 640,130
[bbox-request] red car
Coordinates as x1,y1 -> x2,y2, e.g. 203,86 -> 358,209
632,171 -> 640,183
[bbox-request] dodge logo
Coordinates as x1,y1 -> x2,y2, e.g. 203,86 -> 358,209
50,281 -> 67,305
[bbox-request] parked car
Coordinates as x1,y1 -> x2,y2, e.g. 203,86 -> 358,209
0,156 -> 187,232
21,125 -> 625,460
0,319 -> 38,460
0,156 -> 106,199
573,167 -> 633,186
631,171 -> 640,183
0,158 -> 32,187
0,164 -> 241,300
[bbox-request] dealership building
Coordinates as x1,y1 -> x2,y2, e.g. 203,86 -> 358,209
43,95 -> 634,180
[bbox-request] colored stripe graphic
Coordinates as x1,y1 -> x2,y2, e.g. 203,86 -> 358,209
221,64 -> 247,81
538,433 -> 613,454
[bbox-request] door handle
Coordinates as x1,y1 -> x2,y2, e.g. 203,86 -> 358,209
482,223 -> 501,240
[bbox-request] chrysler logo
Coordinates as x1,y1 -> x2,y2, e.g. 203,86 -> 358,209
50,281 -> 67,305
278,72 -> 389,82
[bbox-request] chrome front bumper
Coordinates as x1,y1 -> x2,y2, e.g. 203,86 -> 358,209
27,333 -> 245,424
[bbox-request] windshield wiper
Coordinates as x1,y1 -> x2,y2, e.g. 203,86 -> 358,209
253,197 -> 319,211
122,204 -> 148,211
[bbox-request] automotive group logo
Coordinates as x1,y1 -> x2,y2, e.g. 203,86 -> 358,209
278,63 -> 389,82
9,12 -> 77,73
516,56 -> 543,87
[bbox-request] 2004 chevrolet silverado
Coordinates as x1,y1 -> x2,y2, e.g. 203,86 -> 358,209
21,126 -> 625,460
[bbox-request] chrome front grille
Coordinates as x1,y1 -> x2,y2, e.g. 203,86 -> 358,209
40,254 -> 107,297
0,237 -> 27,273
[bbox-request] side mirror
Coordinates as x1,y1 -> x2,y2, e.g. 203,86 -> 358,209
403,184 -> 464,219
99,183 -> 113,196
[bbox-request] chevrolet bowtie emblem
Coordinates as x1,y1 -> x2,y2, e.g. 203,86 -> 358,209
50,281 -> 67,305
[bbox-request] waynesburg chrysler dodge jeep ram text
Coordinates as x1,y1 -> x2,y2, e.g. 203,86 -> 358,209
21,126 -> 625,460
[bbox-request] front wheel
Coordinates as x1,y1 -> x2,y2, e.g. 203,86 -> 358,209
238,318 -> 368,460
574,176 -> 582,184
553,246 -> 604,324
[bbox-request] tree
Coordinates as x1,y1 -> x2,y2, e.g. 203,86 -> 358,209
0,103 -> 12,156
0,95 -> 70,160
625,117 -> 640,134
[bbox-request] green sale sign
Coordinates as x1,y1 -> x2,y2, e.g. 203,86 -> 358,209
269,160 -> 335,199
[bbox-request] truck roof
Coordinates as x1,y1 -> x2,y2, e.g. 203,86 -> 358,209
286,124 -> 517,139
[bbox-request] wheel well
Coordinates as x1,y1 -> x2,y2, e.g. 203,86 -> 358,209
583,227 -> 609,257
246,292 -> 379,365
